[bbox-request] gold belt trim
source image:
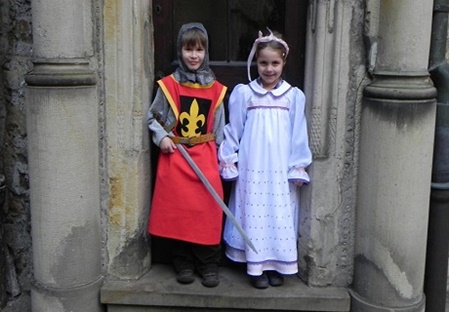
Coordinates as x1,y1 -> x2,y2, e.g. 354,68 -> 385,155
170,133 -> 215,146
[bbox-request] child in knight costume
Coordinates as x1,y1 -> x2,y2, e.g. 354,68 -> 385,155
218,29 -> 312,289
147,23 -> 227,288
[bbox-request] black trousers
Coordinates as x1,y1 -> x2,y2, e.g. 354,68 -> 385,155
172,240 -> 221,275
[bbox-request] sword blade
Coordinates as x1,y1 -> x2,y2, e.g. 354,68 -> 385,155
175,142 -> 258,254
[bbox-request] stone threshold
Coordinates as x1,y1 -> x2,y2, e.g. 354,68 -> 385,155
101,264 -> 350,312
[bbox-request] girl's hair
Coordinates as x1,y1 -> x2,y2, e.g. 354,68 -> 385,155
181,28 -> 207,49
255,32 -> 288,60
247,29 -> 289,81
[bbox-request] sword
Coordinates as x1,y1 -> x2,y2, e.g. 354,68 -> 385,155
151,110 -> 257,253
171,135 -> 258,254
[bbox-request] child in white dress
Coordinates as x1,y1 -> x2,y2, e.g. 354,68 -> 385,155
218,29 -> 312,289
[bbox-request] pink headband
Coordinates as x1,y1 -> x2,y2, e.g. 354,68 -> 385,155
247,28 -> 290,81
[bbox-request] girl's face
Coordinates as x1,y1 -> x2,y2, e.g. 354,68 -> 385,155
181,44 -> 205,72
256,47 -> 285,90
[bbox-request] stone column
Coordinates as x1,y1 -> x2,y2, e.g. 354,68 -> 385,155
300,0 -> 365,287
103,0 -> 152,280
25,0 -> 103,311
351,1 -> 436,311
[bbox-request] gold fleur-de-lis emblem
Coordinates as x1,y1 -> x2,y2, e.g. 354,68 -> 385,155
179,99 -> 205,137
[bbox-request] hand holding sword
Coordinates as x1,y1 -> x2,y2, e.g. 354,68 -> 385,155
159,136 -> 177,154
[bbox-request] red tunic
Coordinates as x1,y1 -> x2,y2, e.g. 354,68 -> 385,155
148,75 -> 227,245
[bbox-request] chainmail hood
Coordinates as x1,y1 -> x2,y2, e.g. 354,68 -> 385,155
173,22 -> 216,85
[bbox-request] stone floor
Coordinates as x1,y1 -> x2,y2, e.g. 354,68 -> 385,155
101,264 -> 350,311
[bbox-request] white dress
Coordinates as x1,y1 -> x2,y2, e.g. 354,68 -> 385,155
218,79 -> 312,276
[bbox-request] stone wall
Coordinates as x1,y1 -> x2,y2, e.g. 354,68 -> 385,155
443,24 -> 449,293
0,0 -> 33,309
444,23 -> 449,59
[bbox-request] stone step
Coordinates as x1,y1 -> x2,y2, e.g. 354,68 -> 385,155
101,264 -> 350,312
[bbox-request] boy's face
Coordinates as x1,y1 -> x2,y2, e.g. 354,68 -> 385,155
181,44 -> 205,71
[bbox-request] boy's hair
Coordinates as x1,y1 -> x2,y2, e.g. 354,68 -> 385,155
181,28 -> 207,49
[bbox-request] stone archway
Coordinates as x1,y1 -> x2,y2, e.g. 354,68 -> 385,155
103,0 -> 363,289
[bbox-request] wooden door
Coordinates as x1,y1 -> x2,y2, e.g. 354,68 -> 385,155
152,0 -> 307,91
150,0 -> 308,263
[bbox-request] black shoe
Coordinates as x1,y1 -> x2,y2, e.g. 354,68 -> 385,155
266,271 -> 284,286
251,273 -> 269,289
201,272 -> 220,288
176,269 -> 195,284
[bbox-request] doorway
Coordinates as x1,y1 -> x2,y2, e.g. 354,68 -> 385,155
150,0 -> 308,264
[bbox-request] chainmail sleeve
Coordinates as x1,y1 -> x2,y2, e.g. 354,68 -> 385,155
147,88 -> 177,146
213,102 -> 225,147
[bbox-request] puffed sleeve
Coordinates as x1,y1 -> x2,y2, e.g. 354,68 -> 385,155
218,84 -> 248,180
287,88 -> 312,184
